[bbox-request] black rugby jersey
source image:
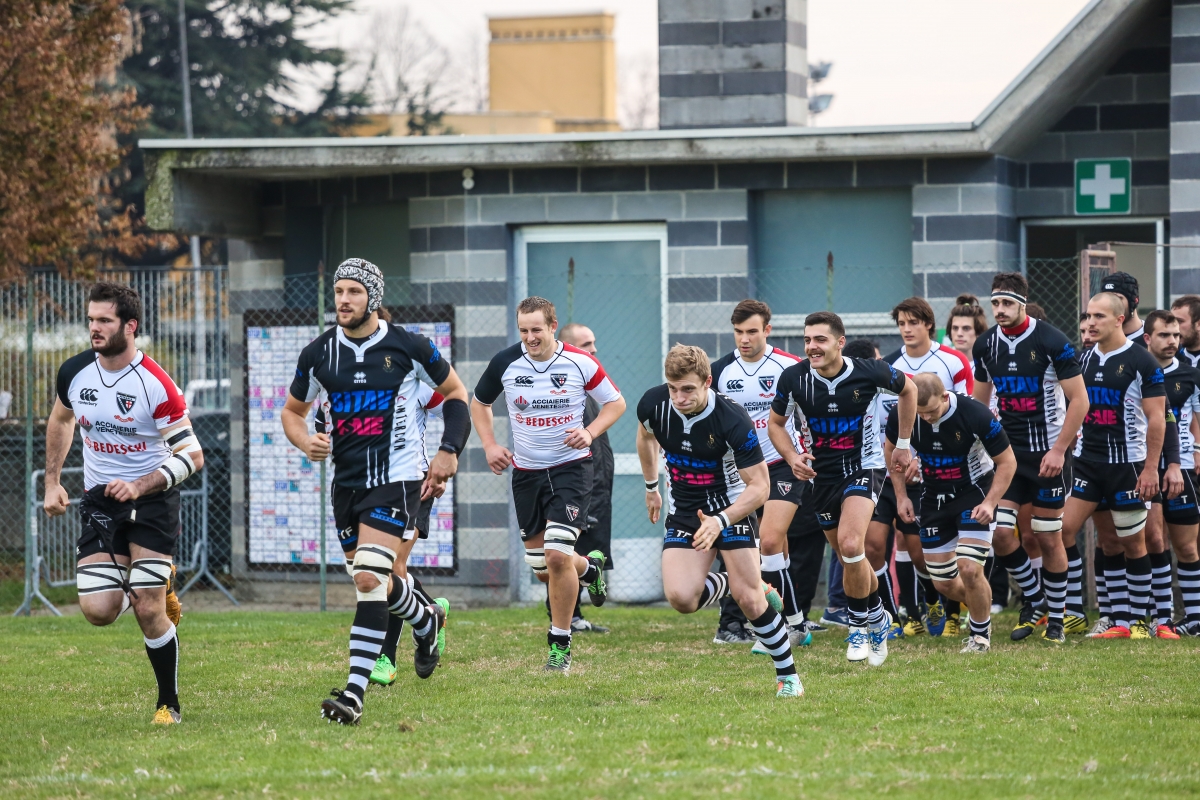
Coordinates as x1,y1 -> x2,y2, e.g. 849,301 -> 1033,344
973,318 -> 1082,452
1181,348 -> 1200,369
885,392 -> 1009,495
710,347 -> 804,464
289,321 -> 450,488
771,357 -> 908,483
637,386 -> 764,517
1128,322 -> 1147,348
1163,358 -> 1200,470
1074,340 -> 1165,464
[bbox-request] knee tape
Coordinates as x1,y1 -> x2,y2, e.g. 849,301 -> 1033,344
76,562 -> 128,595
129,558 -> 173,590
1031,515 -> 1063,534
544,523 -> 580,556
994,507 -> 1018,531
352,545 -> 396,602
927,559 -> 960,581
1112,507 -> 1148,537
524,547 -> 548,575
956,542 -> 990,567
841,552 -> 866,564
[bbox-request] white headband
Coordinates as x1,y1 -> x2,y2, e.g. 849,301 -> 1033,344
991,290 -> 1026,305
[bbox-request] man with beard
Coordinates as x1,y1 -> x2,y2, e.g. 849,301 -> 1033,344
1171,295 -> 1200,368
44,282 -> 204,725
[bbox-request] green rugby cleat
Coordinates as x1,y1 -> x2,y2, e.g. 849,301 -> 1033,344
776,674 -> 804,698
368,654 -> 397,686
434,598 -> 450,657
584,551 -> 608,607
544,642 -> 572,672
761,581 -> 783,614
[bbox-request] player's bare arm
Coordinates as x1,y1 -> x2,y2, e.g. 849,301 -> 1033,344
43,397 -> 77,517
281,394 -> 331,461
883,439 -> 916,524
564,394 -> 626,449
470,396 -> 512,474
971,378 -> 993,408
105,417 -> 205,503
1042,374 -> 1088,478
636,422 -> 663,524
767,409 -> 814,480
972,446 -> 1016,525
889,378 -> 918,474
693,461 -> 769,551
1139,394 -> 1167,500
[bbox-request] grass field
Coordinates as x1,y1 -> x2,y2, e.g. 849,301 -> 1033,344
2,606 -> 1199,799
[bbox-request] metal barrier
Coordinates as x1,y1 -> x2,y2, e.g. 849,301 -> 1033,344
15,467 -> 216,615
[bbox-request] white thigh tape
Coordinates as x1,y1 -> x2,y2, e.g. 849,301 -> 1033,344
129,558 -> 173,590
1031,515 -> 1063,533
1112,508 -> 1148,537
956,542 -> 990,566
994,507 -> 1018,530
352,545 -> 396,601
927,559 -> 960,581
544,523 -> 580,544
77,563 -> 128,595
524,548 -> 548,573
544,541 -> 577,556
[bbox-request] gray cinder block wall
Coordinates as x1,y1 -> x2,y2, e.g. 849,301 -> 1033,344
1173,0 -> 1200,294
659,0 -> 808,129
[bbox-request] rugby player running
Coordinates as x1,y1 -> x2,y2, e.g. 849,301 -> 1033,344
769,312 -> 917,666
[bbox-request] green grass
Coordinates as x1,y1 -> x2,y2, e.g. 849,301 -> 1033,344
1,607 -> 1198,799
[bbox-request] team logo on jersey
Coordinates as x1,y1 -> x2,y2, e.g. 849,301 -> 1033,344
113,414 -> 134,423
514,375 -> 534,387
955,431 -> 961,441
78,388 -> 98,405
776,481 -> 792,495
681,440 -> 692,451
514,395 -> 529,411
1116,364 -> 1125,375
116,392 -> 136,414
565,504 -> 580,522
79,416 -> 92,431
354,372 -> 367,383
708,434 -> 716,448
852,389 -> 861,403
1008,362 -> 1017,372
828,402 -> 839,412
1030,350 -> 1039,363
551,373 -> 568,388
758,377 -> 774,393
726,380 -> 744,391
383,356 -> 394,372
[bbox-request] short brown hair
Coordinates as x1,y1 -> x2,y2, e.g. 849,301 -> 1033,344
664,344 -> 711,382
731,299 -> 771,326
992,272 -> 1029,297
1026,302 -> 1046,321
804,311 -> 845,338
891,297 -> 935,335
1145,308 -> 1179,336
1172,294 -> 1200,323
913,373 -> 945,406
945,293 -> 986,336
88,282 -> 141,331
517,296 -> 557,325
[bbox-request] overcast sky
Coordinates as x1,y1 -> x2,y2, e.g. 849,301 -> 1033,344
300,0 -> 1092,127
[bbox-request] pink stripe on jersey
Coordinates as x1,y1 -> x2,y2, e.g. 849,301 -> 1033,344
139,355 -> 188,424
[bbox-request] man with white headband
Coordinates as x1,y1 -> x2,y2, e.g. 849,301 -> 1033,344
971,271 -> 1089,643
281,258 -> 472,725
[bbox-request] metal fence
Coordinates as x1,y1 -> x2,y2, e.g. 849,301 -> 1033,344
7,256 -> 1097,614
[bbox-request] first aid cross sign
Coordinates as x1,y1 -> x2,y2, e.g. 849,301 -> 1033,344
1075,158 -> 1131,215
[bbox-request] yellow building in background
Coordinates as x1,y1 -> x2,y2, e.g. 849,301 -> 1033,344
358,12 -> 620,137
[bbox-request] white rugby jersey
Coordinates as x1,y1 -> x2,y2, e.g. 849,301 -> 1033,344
873,342 -> 973,450
710,347 -> 806,464
56,350 -> 189,491
473,341 -> 621,470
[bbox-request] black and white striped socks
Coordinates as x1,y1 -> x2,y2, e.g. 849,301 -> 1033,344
1126,555 -> 1153,627
345,604 -> 388,705
1065,545 -> 1085,617
761,553 -> 801,625
388,574 -> 434,638
1095,550 -> 1110,617
998,547 -> 1044,604
749,607 -> 797,679
698,572 -> 730,609
1105,555 -> 1130,628
1042,569 -> 1067,625
1149,552 -> 1174,626
1178,560 -> 1200,623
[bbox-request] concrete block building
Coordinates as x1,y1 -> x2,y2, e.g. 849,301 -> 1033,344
142,0 -> 1189,602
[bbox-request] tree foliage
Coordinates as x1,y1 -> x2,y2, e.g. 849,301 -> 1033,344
0,1 -> 147,277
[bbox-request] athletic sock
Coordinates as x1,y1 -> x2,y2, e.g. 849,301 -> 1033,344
548,626 -> 571,652
1065,544 -> 1085,617
847,595 -> 869,628
1177,560 -> 1200,622
381,612 -> 403,664
386,575 -> 433,638
144,622 -> 179,712
579,559 -> 600,587
698,572 -> 730,609
782,557 -> 804,627
760,552 -> 801,623
749,607 -> 797,678
874,565 -> 901,624
1149,551 -> 1174,626
1126,554 -> 1153,626
1030,556 -> 1043,586
895,550 -> 920,618
1042,568 -> 1067,625
409,575 -> 434,606
345,601 -> 388,704
1095,550 -> 1110,616
918,572 -> 940,605
968,614 -> 991,640
997,547 -> 1045,604
1106,554 -> 1130,628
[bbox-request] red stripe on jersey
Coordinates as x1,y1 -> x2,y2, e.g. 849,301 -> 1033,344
564,342 -> 620,392
427,391 -> 445,409
771,347 -> 803,362
139,355 -> 188,424
941,344 -> 974,394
